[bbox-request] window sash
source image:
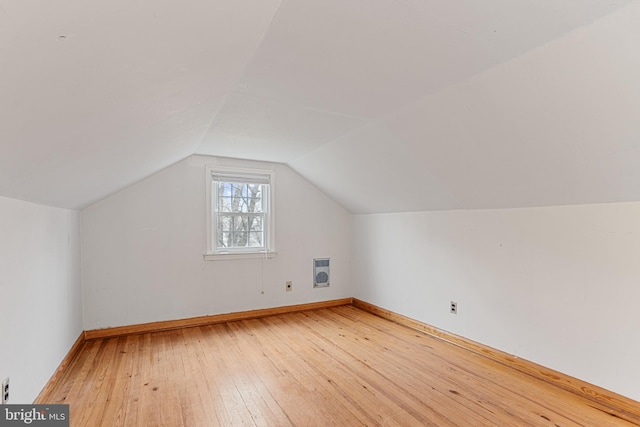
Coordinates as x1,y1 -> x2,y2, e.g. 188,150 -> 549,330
217,214 -> 265,249
217,182 -> 264,214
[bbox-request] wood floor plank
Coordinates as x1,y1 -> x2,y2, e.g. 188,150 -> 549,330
180,327 -> 225,426
42,306 -> 638,426
246,316 -> 366,426
278,312 -> 454,426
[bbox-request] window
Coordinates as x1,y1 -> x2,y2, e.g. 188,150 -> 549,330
205,166 -> 275,259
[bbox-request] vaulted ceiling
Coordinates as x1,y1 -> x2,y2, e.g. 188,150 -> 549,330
1,0 -> 639,213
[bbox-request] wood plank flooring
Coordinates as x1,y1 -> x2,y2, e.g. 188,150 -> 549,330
43,306 -> 636,426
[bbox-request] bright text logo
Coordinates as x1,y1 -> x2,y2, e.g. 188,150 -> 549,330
0,405 -> 68,426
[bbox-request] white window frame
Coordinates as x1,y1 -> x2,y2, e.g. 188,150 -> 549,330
204,165 -> 276,261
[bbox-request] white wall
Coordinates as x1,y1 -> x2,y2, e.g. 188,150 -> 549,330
353,202 -> 640,401
81,155 -> 352,330
0,196 -> 82,403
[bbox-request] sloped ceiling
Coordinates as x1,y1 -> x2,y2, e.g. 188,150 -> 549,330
1,0 -> 639,213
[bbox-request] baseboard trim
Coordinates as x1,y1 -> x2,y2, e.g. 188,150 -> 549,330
85,298 -> 354,340
34,331 -> 86,404
352,298 -> 640,425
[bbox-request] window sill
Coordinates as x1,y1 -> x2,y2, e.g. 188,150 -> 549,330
203,251 -> 277,261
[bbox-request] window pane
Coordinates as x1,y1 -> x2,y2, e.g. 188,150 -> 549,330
217,215 -> 232,232
237,196 -> 250,213
249,231 -> 263,247
249,216 -> 263,232
219,196 -> 232,212
219,182 -> 232,198
232,231 -> 248,247
234,215 -> 248,232
218,232 -> 231,248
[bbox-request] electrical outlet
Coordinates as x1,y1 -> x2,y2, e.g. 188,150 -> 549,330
286,281 -> 292,291
450,301 -> 458,314
2,377 -> 9,404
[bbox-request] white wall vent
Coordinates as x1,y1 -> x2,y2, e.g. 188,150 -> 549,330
313,258 -> 330,288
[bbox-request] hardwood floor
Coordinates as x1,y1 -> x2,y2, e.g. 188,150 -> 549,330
43,306 -> 635,426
